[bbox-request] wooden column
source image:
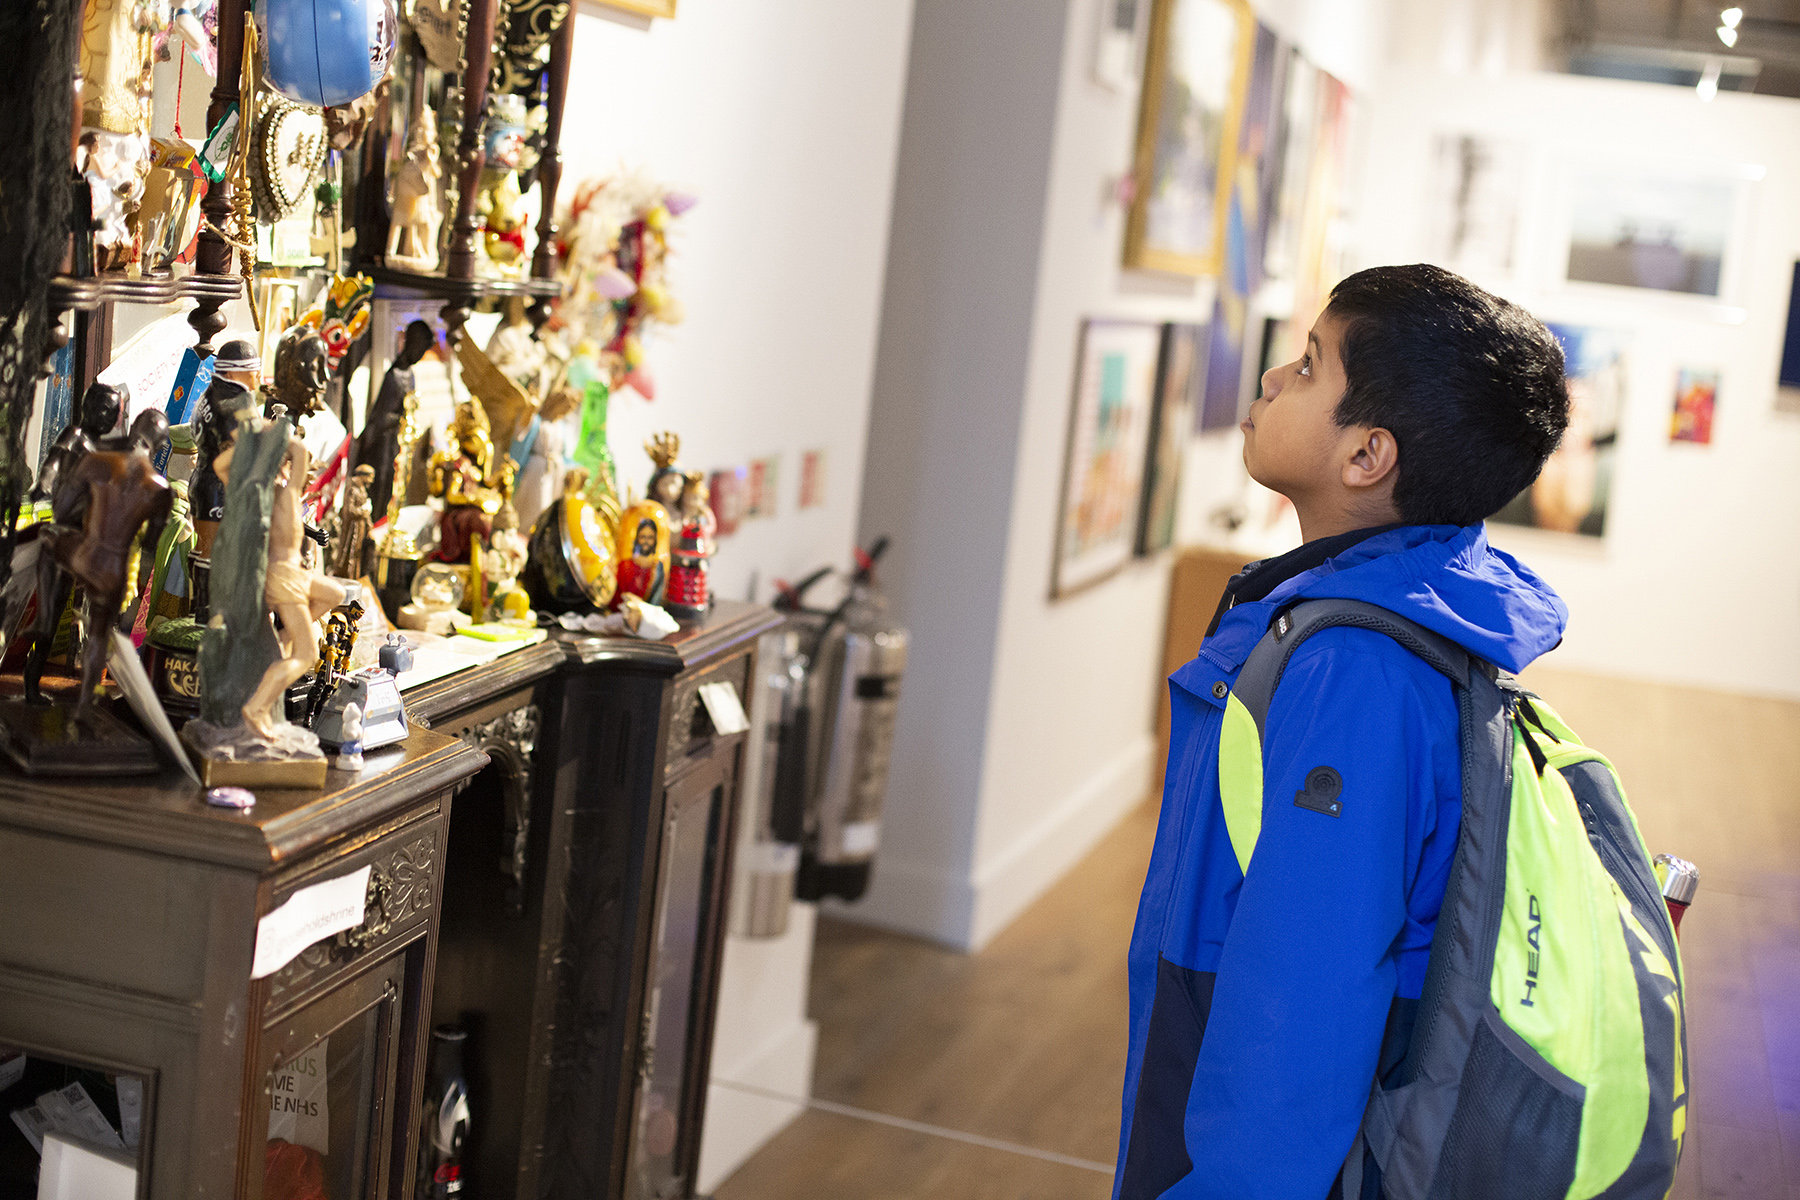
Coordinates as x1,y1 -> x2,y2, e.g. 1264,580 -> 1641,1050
530,12 -> 574,285
188,0 -> 246,356
444,0 -> 499,288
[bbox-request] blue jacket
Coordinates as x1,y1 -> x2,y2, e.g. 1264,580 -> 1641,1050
1114,525 -> 1567,1200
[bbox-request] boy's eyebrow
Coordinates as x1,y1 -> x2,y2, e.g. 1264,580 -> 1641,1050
1307,331 -> 1321,356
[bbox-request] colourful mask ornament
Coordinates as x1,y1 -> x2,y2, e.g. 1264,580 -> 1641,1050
299,272 -> 374,372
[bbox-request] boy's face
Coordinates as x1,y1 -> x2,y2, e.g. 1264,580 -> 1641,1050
1241,311 -> 1361,502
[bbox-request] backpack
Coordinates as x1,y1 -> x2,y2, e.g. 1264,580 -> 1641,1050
1222,599 -> 1688,1200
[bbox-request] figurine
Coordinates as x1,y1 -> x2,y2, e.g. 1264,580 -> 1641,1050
476,95 -> 530,275
512,385 -> 580,535
333,701 -> 364,770
213,338 -> 262,390
236,425 -> 349,737
398,562 -> 468,635
32,383 -> 124,505
428,401 -> 510,564
664,471 -> 715,621
32,411 -> 174,715
644,431 -> 687,515
358,319 -> 435,521
479,526 -> 531,622
189,377 -> 258,553
268,324 -> 331,419
386,115 -> 442,268
327,463 -> 376,579
614,502 -> 670,608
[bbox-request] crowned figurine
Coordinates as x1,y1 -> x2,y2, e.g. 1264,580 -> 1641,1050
428,400 -> 512,564
664,471 -> 715,621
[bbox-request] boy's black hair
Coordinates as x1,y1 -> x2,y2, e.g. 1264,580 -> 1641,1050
1326,264 -> 1569,527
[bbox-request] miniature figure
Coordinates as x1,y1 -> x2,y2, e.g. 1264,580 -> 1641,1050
268,324 -> 331,420
428,401 -> 511,564
32,383 -> 124,505
358,320 -> 435,521
25,411 -> 173,714
328,463 -> 377,579
223,417 -> 347,739
512,385 -> 580,535
479,526 -> 531,622
644,431 -> 687,515
212,338 -> 262,390
189,377 -> 258,553
614,502 -> 670,608
476,95 -> 530,275
664,471 -> 715,621
332,701 -> 364,771
387,114 -> 443,269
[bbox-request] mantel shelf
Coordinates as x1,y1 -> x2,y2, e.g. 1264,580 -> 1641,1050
358,263 -> 564,304
49,272 -> 243,313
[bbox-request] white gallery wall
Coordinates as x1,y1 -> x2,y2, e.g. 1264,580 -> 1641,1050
560,1 -> 914,1188
1356,69 -> 1800,701
852,0 -> 1391,952
1178,58 -> 1800,702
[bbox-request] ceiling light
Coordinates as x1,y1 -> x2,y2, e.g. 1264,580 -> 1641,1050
1717,24 -> 1739,45
1720,7 -> 1744,29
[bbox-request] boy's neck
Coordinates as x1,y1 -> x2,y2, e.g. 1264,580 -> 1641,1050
1294,497 -> 1404,543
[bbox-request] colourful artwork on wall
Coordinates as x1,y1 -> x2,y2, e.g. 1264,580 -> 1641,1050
1139,321 -> 1207,555
1197,20 -> 1286,433
1669,369 -> 1717,445
1491,322 -> 1627,539
1123,0 -> 1254,276
1054,320 -> 1161,596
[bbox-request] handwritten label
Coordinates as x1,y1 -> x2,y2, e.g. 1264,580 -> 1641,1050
698,681 -> 750,736
267,1039 -> 330,1154
252,866 -> 370,979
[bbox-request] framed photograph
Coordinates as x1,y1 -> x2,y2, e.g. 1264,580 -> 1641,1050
1777,263 -> 1800,415
1491,322 -> 1628,539
1138,322 -> 1207,555
1424,132 -> 1526,279
1262,48 -> 1317,283
1054,320 -> 1162,596
1124,0 -> 1255,276
1562,165 -> 1737,298
1669,368 -> 1718,445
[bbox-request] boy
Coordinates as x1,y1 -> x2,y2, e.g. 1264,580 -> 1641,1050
1114,265 -> 1572,1200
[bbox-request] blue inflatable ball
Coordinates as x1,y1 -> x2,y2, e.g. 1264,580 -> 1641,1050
263,0 -> 398,108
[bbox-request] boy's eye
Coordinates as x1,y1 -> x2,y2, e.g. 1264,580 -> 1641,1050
1298,354 -> 1312,377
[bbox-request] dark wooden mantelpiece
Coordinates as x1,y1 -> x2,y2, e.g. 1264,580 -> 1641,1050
0,728 -> 486,1199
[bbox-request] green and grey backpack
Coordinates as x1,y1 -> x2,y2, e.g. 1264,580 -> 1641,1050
1224,599 -> 1687,1200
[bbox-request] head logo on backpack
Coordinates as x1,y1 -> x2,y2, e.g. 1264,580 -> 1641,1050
1220,599 -> 1687,1200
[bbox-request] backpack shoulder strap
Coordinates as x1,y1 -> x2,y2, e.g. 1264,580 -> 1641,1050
1217,599 -> 1476,875
1230,598 -> 1474,739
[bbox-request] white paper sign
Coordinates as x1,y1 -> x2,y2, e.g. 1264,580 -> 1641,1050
252,866 -> 370,979
267,1038 -> 330,1154
698,681 -> 750,735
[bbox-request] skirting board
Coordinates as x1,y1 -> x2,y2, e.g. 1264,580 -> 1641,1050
827,733 -> 1154,950
695,1016 -> 819,1194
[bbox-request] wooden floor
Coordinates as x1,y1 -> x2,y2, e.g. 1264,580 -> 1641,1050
714,667 -> 1800,1199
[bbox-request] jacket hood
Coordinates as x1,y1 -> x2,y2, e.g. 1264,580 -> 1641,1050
1201,524 -> 1567,675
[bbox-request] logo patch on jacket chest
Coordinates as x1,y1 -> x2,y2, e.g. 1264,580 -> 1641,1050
1294,766 -> 1343,817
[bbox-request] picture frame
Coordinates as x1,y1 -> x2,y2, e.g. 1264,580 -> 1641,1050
1137,321 -> 1207,556
1123,0 -> 1256,277
1053,319 -> 1163,596
1552,161 -> 1756,307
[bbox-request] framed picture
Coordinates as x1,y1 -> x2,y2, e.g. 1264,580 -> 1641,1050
1053,320 -> 1162,596
1424,132 -> 1526,279
1491,322 -> 1628,539
1198,21 -> 1285,433
1124,0 -> 1255,276
1262,48 -> 1316,283
1777,262 -> 1800,414
1138,321 -> 1206,555
1669,368 -> 1718,445
1561,165 -> 1739,298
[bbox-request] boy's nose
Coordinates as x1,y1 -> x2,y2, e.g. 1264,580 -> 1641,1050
1259,364 -> 1283,400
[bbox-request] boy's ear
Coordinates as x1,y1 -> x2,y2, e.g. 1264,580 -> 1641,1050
1342,426 -> 1399,492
